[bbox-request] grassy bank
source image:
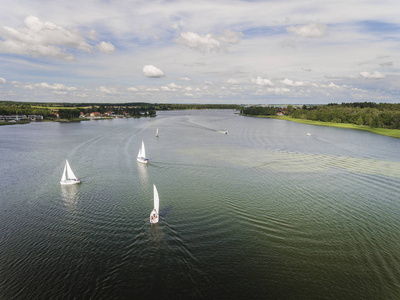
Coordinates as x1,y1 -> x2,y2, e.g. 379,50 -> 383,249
241,114 -> 400,139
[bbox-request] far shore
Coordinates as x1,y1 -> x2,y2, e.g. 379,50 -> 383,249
241,114 -> 400,139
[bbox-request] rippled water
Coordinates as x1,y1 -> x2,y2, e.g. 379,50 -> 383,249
1,110 -> 400,299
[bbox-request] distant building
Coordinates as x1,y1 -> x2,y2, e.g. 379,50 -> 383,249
28,115 -> 43,121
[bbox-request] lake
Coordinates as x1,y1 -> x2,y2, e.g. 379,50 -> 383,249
1,109 -> 400,299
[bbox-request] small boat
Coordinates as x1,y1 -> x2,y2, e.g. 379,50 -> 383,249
60,159 -> 81,185
150,184 -> 160,224
156,128 -> 159,137
307,133 -> 311,136
137,141 -> 149,164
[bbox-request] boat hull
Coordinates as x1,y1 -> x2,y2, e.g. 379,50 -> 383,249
137,157 -> 149,164
60,179 -> 81,185
150,209 -> 159,224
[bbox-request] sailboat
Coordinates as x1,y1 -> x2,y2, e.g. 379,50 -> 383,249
156,128 -> 159,137
150,184 -> 160,224
60,159 -> 81,185
137,141 -> 149,164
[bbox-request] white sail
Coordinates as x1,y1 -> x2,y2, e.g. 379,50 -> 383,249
156,128 -> 159,137
141,141 -> 146,158
65,160 -> 77,180
60,160 -> 80,185
137,141 -> 148,163
61,164 -> 67,182
154,184 -> 159,213
150,184 -> 160,223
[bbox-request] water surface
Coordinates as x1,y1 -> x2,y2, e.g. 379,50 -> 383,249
1,110 -> 399,299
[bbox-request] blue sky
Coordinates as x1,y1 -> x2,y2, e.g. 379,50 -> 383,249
0,0 -> 399,104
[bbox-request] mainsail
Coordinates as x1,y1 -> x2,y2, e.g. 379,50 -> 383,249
65,160 -> 77,180
154,184 -> 159,213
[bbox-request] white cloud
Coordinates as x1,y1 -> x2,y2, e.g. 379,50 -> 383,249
36,82 -> 77,91
267,87 -> 291,94
179,76 -> 191,81
251,76 -> 274,86
127,87 -> 138,92
142,65 -> 164,78
161,83 -> 182,91
287,23 -> 327,38
328,82 -> 340,89
281,78 -> 304,87
96,41 -> 115,54
227,79 -> 238,84
0,78 -> 6,84
0,15 -> 92,61
175,30 -> 242,53
360,71 -> 385,79
97,86 -> 117,94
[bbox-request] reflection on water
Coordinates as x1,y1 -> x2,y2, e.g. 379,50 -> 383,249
137,162 -> 149,186
61,184 -> 80,210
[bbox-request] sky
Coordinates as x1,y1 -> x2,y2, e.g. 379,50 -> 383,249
0,0 -> 399,104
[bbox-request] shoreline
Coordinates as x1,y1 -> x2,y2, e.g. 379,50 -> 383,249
241,114 -> 400,139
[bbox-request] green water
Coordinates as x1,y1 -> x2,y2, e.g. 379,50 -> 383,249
1,110 -> 399,299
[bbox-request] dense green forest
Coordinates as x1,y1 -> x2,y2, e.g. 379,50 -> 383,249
290,103 -> 400,129
241,102 -> 400,130
240,106 -> 279,116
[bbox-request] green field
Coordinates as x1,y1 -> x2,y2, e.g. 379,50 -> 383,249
276,116 -> 400,139
243,114 -> 400,139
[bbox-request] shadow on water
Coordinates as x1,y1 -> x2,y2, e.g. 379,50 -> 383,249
159,205 -> 172,219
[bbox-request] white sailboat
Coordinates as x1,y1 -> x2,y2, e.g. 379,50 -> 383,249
156,128 -> 159,137
137,141 -> 149,164
60,159 -> 81,185
150,184 -> 160,224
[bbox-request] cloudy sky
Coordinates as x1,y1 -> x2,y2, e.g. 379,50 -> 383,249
0,0 -> 399,104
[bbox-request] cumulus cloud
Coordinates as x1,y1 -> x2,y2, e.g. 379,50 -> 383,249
227,79 -> 238,84
0,78 -> 6,84
179,76 -> 191,81
267,87 -> 291,94
287,23 -> 327,38
127,87 -> 138,92
143,65 -> 164,78
36,82 -> 77,91
96,41 -> 115,54
251,76 -> 274,86
328,82 -> 340,89
175,30 -> 242,53
97,86 -> 117,94
360,71 -> 385,79
0,15 -> 92,61
161,83 -> 182,91
281,78 -> 304,87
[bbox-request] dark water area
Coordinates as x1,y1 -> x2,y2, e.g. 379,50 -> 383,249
1,110 -> 400,299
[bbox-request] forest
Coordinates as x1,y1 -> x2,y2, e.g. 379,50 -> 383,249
241,102 -> 400,130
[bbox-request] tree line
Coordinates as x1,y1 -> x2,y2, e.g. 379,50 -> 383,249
290,103 -> 400,129
240,102 -> 400,130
